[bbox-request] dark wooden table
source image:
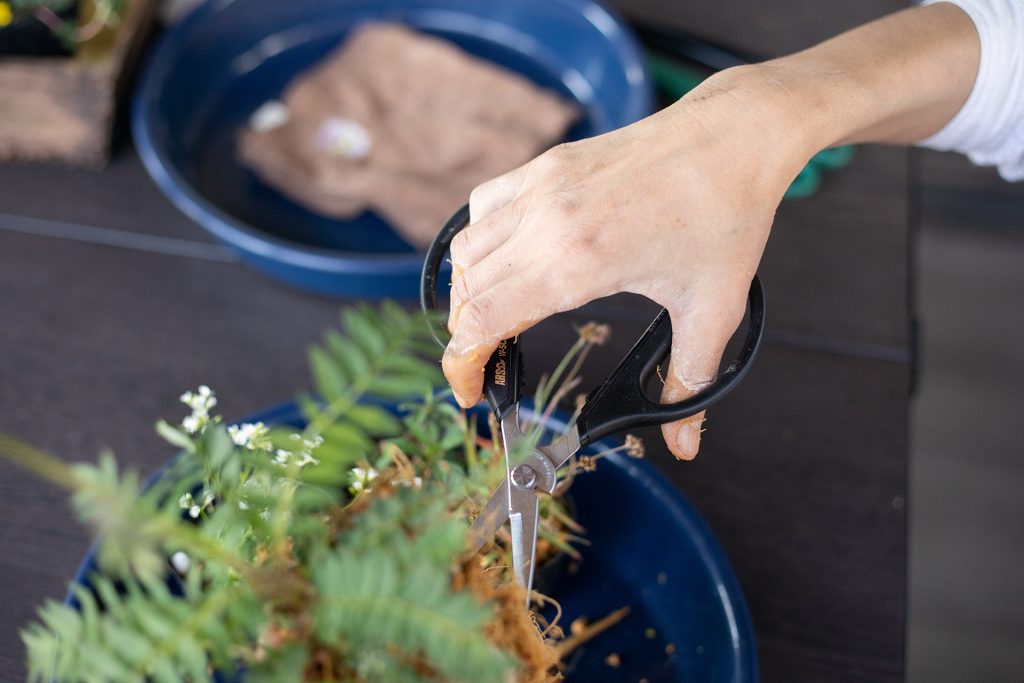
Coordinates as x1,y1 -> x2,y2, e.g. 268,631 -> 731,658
0,1 -> 910,680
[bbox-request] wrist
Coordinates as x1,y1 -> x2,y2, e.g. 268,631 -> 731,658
676,3 -> 980,161
730,4 -> 979,149
663,63 -> 823,197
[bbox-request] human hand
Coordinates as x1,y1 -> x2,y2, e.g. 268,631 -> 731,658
442,67 -> 811,459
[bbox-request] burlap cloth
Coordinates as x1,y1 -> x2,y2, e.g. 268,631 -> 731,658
237,23 -> 579,248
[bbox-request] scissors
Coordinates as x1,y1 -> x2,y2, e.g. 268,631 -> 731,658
420,204 -> 766,602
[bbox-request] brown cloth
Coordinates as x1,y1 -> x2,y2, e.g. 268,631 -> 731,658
237,23 -> 579,248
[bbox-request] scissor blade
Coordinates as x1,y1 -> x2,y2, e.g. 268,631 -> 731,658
509,483 -> 539,603
466,478 -> 510,557
547,426 -> 582,471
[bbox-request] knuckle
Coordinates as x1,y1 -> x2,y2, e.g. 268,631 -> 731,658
535,142 -> 574,171
563,221 -> 612,263
451,267 -> 477,303
450,228 -> 474,261
469,181 -> 495,211
469,180 -> 491,201
459,297 -> 496,337
542,190 -> 582,218
549,141 -> 580,162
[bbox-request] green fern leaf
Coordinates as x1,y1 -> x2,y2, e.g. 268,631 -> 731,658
310,346 -> 347,402
313,547 -> 512,683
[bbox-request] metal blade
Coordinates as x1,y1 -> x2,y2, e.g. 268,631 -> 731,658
538,425 -> 583,476
466,478 -> 510,557
508,481 -> 540,603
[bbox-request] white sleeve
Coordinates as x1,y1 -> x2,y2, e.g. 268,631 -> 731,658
918,0 -> 1024,181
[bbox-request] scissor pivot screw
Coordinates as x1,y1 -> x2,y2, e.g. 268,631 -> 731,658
511,464 -> 537,489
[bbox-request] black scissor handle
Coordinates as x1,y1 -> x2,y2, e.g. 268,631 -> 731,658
420,203 -> 469,350
420,204 -> 767,441
420,204 -> 524,419
575,277 -> 765,448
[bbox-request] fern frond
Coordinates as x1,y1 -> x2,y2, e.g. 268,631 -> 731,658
309,486 -> 513,682
313,548 -> 511,683
24,572 -> 261,683
303,305 -> 443,439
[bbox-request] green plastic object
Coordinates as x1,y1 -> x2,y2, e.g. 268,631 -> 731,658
646,51 -> 856,199
647,53 -> 707,99
809,145 -> 856,170
784,163 -> 823,199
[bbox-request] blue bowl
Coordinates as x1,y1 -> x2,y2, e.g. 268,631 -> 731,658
133,0 -> 654,298
66,399 -> 756,682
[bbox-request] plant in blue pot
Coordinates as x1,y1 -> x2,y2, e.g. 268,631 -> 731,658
3,305 -> 665,683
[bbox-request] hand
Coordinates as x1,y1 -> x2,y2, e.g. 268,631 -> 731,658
443,67 -> 810,459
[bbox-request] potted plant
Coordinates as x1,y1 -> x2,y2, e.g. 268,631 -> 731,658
2,304 -> 635,682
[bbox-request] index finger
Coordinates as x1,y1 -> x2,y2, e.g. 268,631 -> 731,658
442,259 -> 601,408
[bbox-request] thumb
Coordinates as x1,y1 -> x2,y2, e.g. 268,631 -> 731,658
659,305 -> 738,460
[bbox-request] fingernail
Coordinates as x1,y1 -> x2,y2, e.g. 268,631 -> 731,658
674,421 -> 701,460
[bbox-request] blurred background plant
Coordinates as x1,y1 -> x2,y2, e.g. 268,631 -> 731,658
0,0 -> 126,56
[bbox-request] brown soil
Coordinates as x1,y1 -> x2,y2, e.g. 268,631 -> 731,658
454,563 -> 562,683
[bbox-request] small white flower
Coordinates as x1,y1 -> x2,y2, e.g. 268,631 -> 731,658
179,489 -> 214,518
180,385 -> 217,412
179,385 -> 217,434
182,414 -> 203,434
271,434 -> 323,468
349,466 -> 379,494
229,422 -> 271,450
351,466 -> 378,481
170,551 -> 191,574
395,476 -> 423,489
297,452 -> 320,467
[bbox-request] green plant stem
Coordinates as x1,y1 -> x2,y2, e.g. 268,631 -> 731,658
0,434 -> 80,489
160,517 -> 250,575
0,434 -> 247,575
304,382 -> 367,439
535,337 -> 586,409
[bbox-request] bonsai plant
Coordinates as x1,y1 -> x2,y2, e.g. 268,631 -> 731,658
1,303 -> 637,682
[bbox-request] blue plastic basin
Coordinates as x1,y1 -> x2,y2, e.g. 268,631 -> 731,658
133,0 -> 654,298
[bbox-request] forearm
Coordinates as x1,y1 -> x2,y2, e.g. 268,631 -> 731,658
692,3 -> 980,161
